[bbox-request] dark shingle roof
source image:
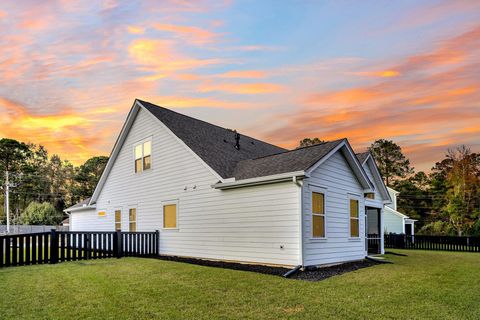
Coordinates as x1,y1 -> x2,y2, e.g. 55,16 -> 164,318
139,100 -> 287,178
231,139 -> 345,180
356,151 -> 370,164
65,197 -> 91,211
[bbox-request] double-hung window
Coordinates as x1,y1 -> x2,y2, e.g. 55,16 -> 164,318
312,191 -> 326,238
129,208 -> 136,232
134,140 -> 151,173
350,199 -> 360,238
115,210 -> 122,231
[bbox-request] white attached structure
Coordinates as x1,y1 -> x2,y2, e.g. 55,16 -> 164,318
65,99 -> 391,267
384,187 -> 416,235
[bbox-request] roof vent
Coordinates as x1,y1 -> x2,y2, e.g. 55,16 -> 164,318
234,130 -> 240,150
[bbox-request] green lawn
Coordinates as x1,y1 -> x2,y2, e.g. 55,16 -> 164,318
1,250 -> 479,319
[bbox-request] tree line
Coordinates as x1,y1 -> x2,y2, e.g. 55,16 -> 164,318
1,137 -> 479,236
300,138 -> 480,236
0,138 -> 108,225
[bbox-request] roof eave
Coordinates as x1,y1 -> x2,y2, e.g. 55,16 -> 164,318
64,205 -> 96,213
212,171 -> 307,190
306,139 -> 373,191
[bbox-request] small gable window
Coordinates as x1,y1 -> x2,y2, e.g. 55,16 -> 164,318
134,140 -> 152,173
312,192 -> 325,238
365,192 -> 375,200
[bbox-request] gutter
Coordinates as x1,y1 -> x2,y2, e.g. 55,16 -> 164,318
212,171 -> 307,190
63,204 -> 96,214
293,176 -> 304,269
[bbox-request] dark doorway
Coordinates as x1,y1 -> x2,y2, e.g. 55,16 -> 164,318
405,224 -> 412,236
366,207 -> 381,255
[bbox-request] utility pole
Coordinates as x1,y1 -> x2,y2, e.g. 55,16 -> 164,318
5,170 -> 10,234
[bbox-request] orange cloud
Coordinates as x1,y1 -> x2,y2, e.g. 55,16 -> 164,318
216,70 -> 266,79
140,95 -> 248,109
257,25 -> 480,171
198,82 -> 283,94
353,70 -> 400,78
0,10 -> 6,18
127,25 -> 145,34
0,97 -> 113,164
153,23 -> 218,45
128,39 -> 224,72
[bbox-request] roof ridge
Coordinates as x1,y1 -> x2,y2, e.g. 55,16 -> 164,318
243,138 -> 346,161
137,99 -> 287,151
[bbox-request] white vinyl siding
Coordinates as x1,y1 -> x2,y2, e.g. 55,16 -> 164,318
384,208 -> 405,234
302,151 -> 366,266
73,108 -> 299,266
362,163 -> 384,209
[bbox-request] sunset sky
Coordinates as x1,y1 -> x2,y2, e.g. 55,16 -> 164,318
0,0 -> 479,171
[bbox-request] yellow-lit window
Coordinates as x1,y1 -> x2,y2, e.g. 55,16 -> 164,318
312,192 -> 325,238
350,199 -> 359,237
135,144 -> 143,173
129,208 -> 136,232
98,211 -> 106,217
115,210 -> 122,231
143,141 -> 151,170
134,140 -> 152,173
163,204 -> 177,229
365,193 -> 375,200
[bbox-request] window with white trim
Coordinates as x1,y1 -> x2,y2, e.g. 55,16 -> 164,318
134,140 -> 151,173
129,208 -> 136,232
115,210 -> 122,231
312,192 -> 325,238
350,199 -> 360,237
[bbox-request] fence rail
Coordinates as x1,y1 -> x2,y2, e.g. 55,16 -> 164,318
0,230 -> 159,268
385,234 -> 480,252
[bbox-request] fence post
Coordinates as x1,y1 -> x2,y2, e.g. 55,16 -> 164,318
49,229 -> 58,264
114,231 -> 122,258
155,230 -> 160,256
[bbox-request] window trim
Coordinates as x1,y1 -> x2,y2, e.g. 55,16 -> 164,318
128,207 -> 137,232
348,194 -> 361,239
133,137 -> 153,174
309,185 -> 327,240
162,199 -> 179,230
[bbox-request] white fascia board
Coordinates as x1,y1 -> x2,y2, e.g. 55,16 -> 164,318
212,171 -> 307,189
306,140 -> 373,191
63,205 -> 96,213
89,100 -> 141,204
136,100 -> 224,182
385,206 -> 409,219
365,155 -> 392,202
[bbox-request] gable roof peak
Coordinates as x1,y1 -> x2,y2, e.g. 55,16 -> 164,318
137,99 -> 287,178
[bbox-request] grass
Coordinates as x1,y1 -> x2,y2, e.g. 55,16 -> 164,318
1,250 -> 479,319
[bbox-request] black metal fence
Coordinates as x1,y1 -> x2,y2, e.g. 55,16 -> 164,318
385,234 -> 480,252
0,230 -> 159,268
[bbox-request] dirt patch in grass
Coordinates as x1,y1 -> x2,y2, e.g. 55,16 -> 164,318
154,255 -> 381,281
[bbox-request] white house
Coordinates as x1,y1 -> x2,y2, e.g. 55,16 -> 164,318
384,187 -> 416,235
65,99 -> 391,268
356,152 -> 391,255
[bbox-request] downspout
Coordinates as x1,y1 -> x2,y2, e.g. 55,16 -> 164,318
293,176 -> 304,269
